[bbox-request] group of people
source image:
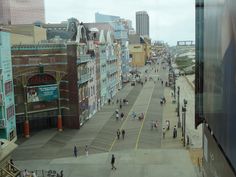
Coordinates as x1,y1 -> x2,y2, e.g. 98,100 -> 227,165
131,111 -> 144,121
151,120 -> 159,130
115,109 -> 125,121
115,98 -> 128,109
116,129 -> 126,140
160,97 -> 166,105
22,169 -> 37,177
73,144 -> 89,158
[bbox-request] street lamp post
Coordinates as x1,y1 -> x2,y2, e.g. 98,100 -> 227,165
56,72 -> 63,132
173,72 -> 176,99
182,99 -> 187,146
177,86 -> 181,128
23,75 -> 30,138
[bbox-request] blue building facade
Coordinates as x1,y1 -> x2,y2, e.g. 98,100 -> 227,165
98,31 -> 108,106
95,12 -> 120,23
106,31 -> 119,99
0,28 -> 17,142
112,21 -> 130,83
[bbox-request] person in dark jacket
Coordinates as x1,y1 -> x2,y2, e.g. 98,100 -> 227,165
111,154 -> 116,170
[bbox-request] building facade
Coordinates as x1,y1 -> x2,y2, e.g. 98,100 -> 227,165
113,20 -> 130,84
98,30 -> 108,106
0,0 -> 45,25
87,41 -> 97,118
0,28 -> 17,142
196,0 -> 236,176
12,43 -> 82,137
129,35 -> 151,67
136,11 -> 149,37
95,12 -> 120,23
9,24 -> 47,45
106,31 -> 119,99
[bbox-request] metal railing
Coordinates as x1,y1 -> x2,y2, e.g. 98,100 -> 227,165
78,73 -> 91,85
0,162 -> 21,177
77,54 -> 91,64
107,66 -> 117,75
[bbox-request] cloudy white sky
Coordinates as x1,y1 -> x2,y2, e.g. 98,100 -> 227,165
45,0 -> 195,46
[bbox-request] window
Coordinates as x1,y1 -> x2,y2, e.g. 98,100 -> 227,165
7,105 -> 15,119
5,81 -> 13,95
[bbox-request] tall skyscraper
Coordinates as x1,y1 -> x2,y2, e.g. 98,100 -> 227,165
136,11 -> 149,37
0,0 -> 45,25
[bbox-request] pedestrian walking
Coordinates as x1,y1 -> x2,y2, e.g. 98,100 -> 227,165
151,120 -> 154,130
166,120 -> 170,130
111,154 -> 116,170
160,100 -> 163,105
121,129 -> 125,139
155,120 -> 159,129
119,104 -> 122,109
116,112 -> 119,121
175,126 -> 178,138
32,171 -> 37,177
120,112 -> 124,121
123,99 -> 126,105
22,169 -> 30,177
85,145 -> 88,156
132,111 -> 136,119
162,128 -> 166,139
173,126 -> 177,138
117,129 -> 121,140
116,99 -> 119,104
163,97 -> 166,104
60,170 -> 63,177
108,99 -> 111,105
74,145 -> 78,157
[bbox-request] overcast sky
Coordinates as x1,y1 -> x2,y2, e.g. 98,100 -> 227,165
45,0 -> 195,46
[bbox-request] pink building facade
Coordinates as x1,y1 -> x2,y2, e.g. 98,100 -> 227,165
0,0 -> 45,25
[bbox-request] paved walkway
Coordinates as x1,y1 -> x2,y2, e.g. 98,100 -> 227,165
15,149 -> 197,177
176,75 -> 202,148
13,61 -> 199,177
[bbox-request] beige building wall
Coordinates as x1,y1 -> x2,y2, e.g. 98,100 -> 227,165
129,44 -> 145,67
9,25 -> 46,45
33,26 -> 46,43
11,33 -> 34,45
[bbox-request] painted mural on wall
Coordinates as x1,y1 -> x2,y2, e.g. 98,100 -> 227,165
27,84 -> 58,103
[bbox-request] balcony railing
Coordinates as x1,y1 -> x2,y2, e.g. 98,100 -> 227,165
78,73 -> 91,85
77,54 -> 92,64
108,55 -> 117,61
107,66 -> 117,75
109,79 -> 118,88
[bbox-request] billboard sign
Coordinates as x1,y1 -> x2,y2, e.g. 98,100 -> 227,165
27,84 -> 58,103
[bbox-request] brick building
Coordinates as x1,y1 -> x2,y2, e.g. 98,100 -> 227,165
12,43 -> 81,136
